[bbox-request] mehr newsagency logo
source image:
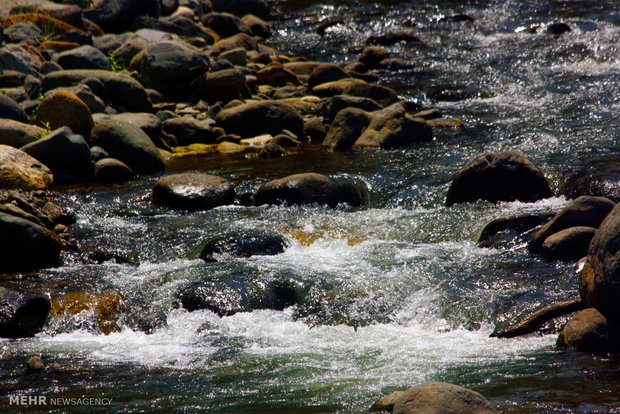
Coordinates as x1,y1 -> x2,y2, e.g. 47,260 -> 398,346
9,395 -> 112,406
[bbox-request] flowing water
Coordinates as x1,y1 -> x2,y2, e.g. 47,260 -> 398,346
2,0 -> 620,412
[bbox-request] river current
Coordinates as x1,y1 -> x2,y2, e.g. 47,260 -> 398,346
1,0 -> 619,412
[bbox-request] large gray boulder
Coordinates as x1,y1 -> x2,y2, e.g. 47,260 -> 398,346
215,100 -> 303,138
89,119 -> 164,174
152,173 -> 234,211
0,288 -> 51,338
446,150 -> 553,206
255,172 -> 365,207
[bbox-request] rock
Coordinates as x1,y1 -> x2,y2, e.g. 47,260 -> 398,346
439,14 -> 475,23
587,203 -> 620,318
354,103 -> 433,149
209,32 -> 258,55
0,145 -> 53,190
303,116 -> 326,142
199,229 -> 288,262
342,80 -> 399,106
359,46 -> 389,69
211,0 -> 270,20
413,108 -> 442,120
89,119 -> 164,174
152,173 -> 234,210
255,172 -> 365,207
36,90 -> 94,138
428,85 -> 491,102
0,288 -> 51,338
26,355 -> 45,372
270,134 -> 300,148
365,29 -> 421,46
83,0 -> 162,32
104,112 -> 164,147
139,41 -> 210,97
541,226 -> 598,262
371,382 -> 499,414
4,22 -> 42,43
564,158 -> 620,203
320,95 -> 382,124
215,100 -> 304,138
258,142 -> 285,158
42,69 -> 153,113
242,14 -> 271,38
308,63 -> 350,89
21,126 -> 94,179
0,211 -> 61,272
478,212 -> 554,248
56,45 -> 111,71
201,12 -> 250,37
323,107 -> 372,151
445,150 -> 553,206
162,117 -> 218,146
256,64 -> 299,87
579,260 -> 596,308
94,158 -> 134,182
0,119 -> 45,148
181,275 -> 303,317
0,49 -> 41,78
529,196 -> 616,253
52,83 -> 107,114
92,33 -> 130,54
192,68 -> 247,103
0,94 -> 28,125
557,308 -> 619,352
547,22 -> 571,36
143,15 -> 215,42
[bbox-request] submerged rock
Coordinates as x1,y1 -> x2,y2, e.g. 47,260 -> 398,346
199,229 -> 288,262
446,150 -> 553,206
153,173 -> 235,211
564,159 -> 620,203
371,382 -> 499,414
0,288 -> 51,338
477,212 -> 554,248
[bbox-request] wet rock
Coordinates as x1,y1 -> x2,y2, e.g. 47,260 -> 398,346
36,90 -> 94,138
21,126 -> 94,180
371,382 -> 499,414
557,308 -> 620,352
51,83 -> 108,114
579,260 -> 596,308
42,69 -> 153,113
211,0 -> 270,20
587,203 -> 620,318
0,93 -> 28,123
56,45 -> 111,71
256,64 -> 299,87
215,100 -> 303,138
273,85 -> 303,99
192,68 -> 247,103
359,46 -> 389,69
153,173 -> 234,210
365,29 -> 421,46
270,134 -> 300,148
139,41 -> 210,98
83,0 -> 162,32
308,63 -> 350,89
529,196 -> 615,253
102,112 -> 164,148
413,108 -> 442,120
255,172 -> 365,207
445,150 -> 553,206
258,142 -> 285,158
541,226 -> 597,262
199,229 -> 288,262
89,119 -> 164,174
0,48 -> 41,79
0,288 -> 51,338
547,22 -> 571,36
477,212 -> 554,248
0,145 -> 53,190
40,61 -> 63,74
564,159 -> 620,203
4,22 -> 41,44
26,356 -> 45,372
210,32 -> 258,55
0,119 -> 44,148
219,47 -> 248,65
161,117 -> 215,146
142,15 -> 214,42
439,14 -> 475,23
0,212 -> 61,272
320,95 -> 382,124
94,157 -> 134,182
303,116 -> 326,142
354,103 -> 432,149
201,12 -> 250,37
242,14 -> 271,38
342,79 -> 399,107
322,107 -> 372,151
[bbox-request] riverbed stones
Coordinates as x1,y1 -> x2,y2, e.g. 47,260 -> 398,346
446,150 -> 553,206
242,14 -> 271,38
322,107 -> 372,151
255,172 -> 365,207
0,212 -> 61,272
320,95 -> 382,124
94,158 -> 134,182
163,117 -> 219,146
210,33 -> 258,55
215,100 -> 303,138
0,119 -> 44,148
557,308 -> 619,352
0,145 -> 53,190
541,226 -> 597,262
201,12 -> 250,37
192,68 -> 247,103
371,382 -> 499,414
56,45 -> 112,71
83,0 -> 162,32
152,173 -> 234,210
256,64 -> 299,87
308,63 -> 349,89
199,229 -> 288,262
0,93 -> 28,123
0,288 -> 51,338
36,90 -> 94,139
89,119 -> 164,174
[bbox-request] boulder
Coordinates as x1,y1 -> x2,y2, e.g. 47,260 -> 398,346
541,226 -> 597,262
256,65 -> 299,87
303,116 -> 326,142
445,150 -> 553,206
258,142 -> 285,158
322,107 -> 372,151
547,22 -> 571,36
0,212 -> 61,272
211,0 -> 270,20
0,94 -> 28,123
51,83 -> 108,114
0,119 -> 44,148
56,45 -> 111,71
242,14 -> 271,38
89,119 -> 164,174
354,103 -> 432,149
579,260 -> 596,308
477,212 -> 554,249
308,63 -> 350,89
215,100 -> 304,138
103,112 -> 164,147
163,117 -> 218,146
83,0 -> 162,32
152,173 -> 234,210
219,47 -> 248,65
36,90 -> 94,138
201,12 -> 250,37
0,145 -> 53,190
192,68 -> 247,103
209,33 -> 258,55
0,49 -> 41,78
255,172 -> 365,207
528,196 -> 615,253
21,126 -> 94,179
587,203 -> 620,318
557,308 -> 619,352
199,229 -> 288,262
342,80 -> 399,106
42,69 -> 153,113
94,158 -> 134,182
139,41 -> 210,97
371,382 -> 499,414
3,22 -> 42,43
0,288 -> 51,338
320,95 -> 382,124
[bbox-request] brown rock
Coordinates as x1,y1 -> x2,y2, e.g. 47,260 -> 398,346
557,308 -> 620,352
256,64 -> 299,86
541,226 -> 598,262
0,145 -> 53,191
36,90 -> 94,138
